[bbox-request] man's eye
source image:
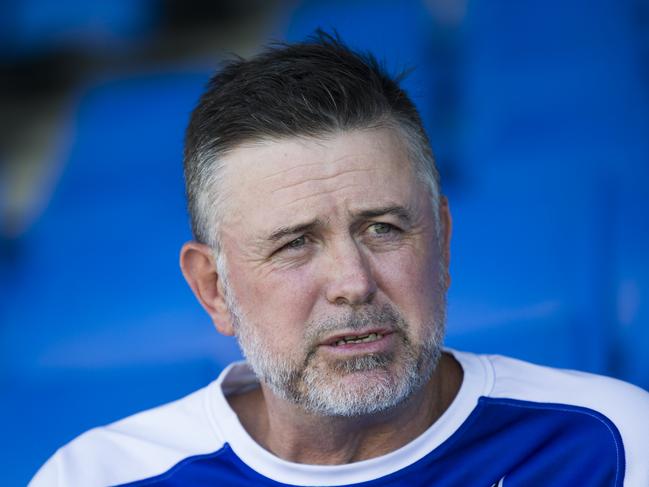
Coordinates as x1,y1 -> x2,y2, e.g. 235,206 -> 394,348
369,222 -> 396,235
284,236 -> 307,250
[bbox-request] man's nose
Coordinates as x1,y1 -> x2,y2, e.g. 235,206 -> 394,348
324,239 -> 377,306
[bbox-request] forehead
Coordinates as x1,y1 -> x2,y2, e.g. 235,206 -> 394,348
218,128 -> 426,234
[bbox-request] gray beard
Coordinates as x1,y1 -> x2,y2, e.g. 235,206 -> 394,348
229,298 -> 446,417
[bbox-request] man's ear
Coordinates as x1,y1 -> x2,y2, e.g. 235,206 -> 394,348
439,196 -> 452,289
180,241 -> 235,336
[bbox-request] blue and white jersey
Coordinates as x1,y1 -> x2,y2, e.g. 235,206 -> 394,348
30,350 -> 649,486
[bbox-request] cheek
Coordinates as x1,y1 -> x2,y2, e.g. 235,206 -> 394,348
230,264 -> 321,336
375,245 -> 443,321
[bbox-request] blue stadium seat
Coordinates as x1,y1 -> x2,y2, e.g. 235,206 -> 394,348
1,70 -> 242,486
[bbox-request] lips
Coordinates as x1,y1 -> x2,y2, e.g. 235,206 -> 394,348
321,329 -> 393,347
333,332 -> 384,346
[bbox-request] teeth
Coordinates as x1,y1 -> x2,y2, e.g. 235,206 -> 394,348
334,333 -> 383,346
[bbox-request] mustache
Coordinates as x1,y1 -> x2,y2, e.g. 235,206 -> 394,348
304,304 -> 409,344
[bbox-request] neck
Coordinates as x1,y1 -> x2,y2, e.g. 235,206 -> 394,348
228,352 -> 463,464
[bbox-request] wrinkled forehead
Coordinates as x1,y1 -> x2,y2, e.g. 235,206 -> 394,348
207,129 -> 438,256
217,128 -> 421,216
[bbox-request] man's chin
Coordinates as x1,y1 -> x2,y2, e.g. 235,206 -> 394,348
294,360 -> 422,417
327,351 -> 394,374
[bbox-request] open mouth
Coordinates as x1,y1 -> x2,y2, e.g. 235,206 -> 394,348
333,332 -> 385,346
320,330 -> 395,356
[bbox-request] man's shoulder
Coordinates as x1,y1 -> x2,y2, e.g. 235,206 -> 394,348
29,380 -> 228,487
481,352 -> 649,414
469,352 -> 649,485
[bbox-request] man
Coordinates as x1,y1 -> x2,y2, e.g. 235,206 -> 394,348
31,33 -> 649,487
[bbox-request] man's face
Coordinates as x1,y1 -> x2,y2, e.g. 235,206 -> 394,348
216,128 -> 450,416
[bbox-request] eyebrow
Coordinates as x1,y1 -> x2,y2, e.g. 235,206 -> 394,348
356,205 -> 413,224
264,205 -> 413,243
266,219 -> 326,242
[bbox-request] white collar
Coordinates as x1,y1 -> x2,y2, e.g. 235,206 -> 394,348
205,349 -> 493,486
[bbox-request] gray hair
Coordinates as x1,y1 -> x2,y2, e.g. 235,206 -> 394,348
183,31 -> 441,252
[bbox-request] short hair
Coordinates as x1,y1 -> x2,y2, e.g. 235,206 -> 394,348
184,31 -> 441,249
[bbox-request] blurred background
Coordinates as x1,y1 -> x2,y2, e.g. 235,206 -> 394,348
1,0 -> 648,484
